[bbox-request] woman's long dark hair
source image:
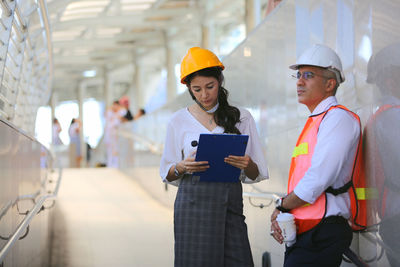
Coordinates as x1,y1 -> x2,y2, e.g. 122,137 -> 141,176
185,67 -> 241,134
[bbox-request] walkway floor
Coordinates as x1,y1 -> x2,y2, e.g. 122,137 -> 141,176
49,168 -> 174,267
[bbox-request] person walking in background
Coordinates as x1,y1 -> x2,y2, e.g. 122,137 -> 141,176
119,95 -> 134,122
269,44 -> 364,266
104,100 -> 123,167
52,118 -> 63,145
68,118 -> 82,167
160,47 -> 269,267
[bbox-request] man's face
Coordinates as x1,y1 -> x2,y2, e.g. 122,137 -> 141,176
295,66 -> 334,112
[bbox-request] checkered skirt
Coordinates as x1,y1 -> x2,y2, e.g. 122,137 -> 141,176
173,175 -> 254,267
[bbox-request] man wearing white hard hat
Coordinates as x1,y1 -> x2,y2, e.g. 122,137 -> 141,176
269,44 -> 365,266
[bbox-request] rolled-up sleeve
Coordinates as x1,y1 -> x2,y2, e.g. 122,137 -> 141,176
159,121 -> 181,186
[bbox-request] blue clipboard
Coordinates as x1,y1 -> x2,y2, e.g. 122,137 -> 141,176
193,133 -> 249,182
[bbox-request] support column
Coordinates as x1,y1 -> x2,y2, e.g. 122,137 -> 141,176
245,0 -> 261,35
201,23 -> 211,49
50,92 -> 57,119
164,31 -> 177,101
201,0 -> 215,50
103,66 -> 111,108
125,64 -> 135,110
78,81 -> 86,167
50,92 -> 57,149
133,60 -> 143,110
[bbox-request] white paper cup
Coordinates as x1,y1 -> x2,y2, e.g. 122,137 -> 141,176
276,213 -> 296,245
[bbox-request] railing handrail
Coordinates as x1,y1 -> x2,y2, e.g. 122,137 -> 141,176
0,196 -> 55,262
0,165 -> 62,263
0,116 -> 62,262
117,129 -> 163,156
242,191 -> 284,201
343,247 -> 369,267
0,192 -> 40,221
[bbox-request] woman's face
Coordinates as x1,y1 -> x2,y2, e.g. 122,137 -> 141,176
189,75 -> 219,110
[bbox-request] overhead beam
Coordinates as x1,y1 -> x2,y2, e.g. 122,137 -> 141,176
52,7 -> 196,30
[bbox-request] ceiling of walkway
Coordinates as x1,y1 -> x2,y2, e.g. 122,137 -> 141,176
48,0 -> 271,101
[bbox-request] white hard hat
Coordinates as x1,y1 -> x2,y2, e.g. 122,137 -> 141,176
290,44 -> 345,83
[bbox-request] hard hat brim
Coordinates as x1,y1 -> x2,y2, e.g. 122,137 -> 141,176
289,63 -> 329,70
180,65 -> 225,84
289,64 -> 345,83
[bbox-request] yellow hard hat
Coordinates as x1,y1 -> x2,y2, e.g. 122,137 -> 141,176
180,47 -> 225,84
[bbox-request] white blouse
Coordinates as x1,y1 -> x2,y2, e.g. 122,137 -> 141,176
160,107 -> 269,186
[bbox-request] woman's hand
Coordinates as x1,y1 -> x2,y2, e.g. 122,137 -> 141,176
224,155 -> 252,169
176,151 -> 209,174
270,209 -> 284,244
181,157 -> 209,173
224,155 -> 259,179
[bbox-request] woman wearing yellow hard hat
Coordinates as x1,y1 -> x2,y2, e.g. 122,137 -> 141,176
160,47 -> 269,266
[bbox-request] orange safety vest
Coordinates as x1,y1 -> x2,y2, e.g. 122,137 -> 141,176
288,105 -> 367,234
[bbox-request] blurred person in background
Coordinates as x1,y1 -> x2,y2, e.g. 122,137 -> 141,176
119,95 -> 134,122
160,47 -> 269,267
104,100 -> 124,167
364,42 -> 400,266
52,118 -> 63,145
68,118 -> 82,167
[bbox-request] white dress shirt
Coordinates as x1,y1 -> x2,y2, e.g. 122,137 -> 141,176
160,107 -> 269,186
293,96 -> 360,219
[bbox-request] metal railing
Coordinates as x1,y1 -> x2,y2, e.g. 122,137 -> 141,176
0,160 -> 62,263
117,128 -> 163,156
0,117 -> 63,264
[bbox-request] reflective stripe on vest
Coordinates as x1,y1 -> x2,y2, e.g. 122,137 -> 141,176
356,187 -> 378,200
288,105 -> 366,234
292,143 -> 309,157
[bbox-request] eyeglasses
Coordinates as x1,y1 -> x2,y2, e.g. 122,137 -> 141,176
292,71 -> 329,80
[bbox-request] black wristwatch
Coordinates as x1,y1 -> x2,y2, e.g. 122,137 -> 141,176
174,164 -> 183,177
275,197 -> 291,212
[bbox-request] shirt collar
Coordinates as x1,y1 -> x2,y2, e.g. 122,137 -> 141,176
311,96 -> 338,116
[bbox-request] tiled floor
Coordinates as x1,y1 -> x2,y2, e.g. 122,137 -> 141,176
49,168 -> 174,267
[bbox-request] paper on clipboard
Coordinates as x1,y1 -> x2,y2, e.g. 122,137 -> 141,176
193,133 -> 249,182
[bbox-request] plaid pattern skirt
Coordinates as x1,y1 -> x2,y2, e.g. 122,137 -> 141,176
174,175 -> 254,267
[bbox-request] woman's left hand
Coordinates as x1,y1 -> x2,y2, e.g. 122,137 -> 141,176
224,154 -> 259,180
224,155 -> 252,170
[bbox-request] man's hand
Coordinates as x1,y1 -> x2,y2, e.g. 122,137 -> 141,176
270,209 -> 284,244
